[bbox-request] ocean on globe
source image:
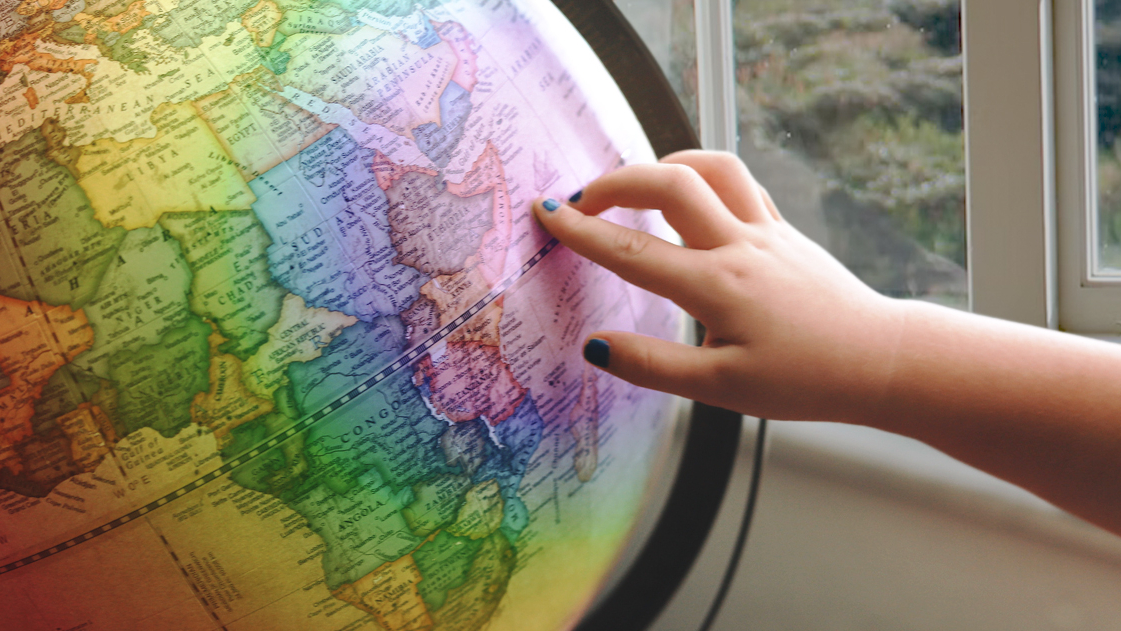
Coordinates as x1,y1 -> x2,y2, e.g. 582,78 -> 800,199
0,1 -> 683,629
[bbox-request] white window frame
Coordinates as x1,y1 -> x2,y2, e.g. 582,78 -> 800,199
1053,0 -> 1121,334
694,0 -> 737,153
965,0 -> 1121,334
963,0 -> 1057,328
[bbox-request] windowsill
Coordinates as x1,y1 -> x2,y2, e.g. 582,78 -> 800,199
765,420 -> 1121,558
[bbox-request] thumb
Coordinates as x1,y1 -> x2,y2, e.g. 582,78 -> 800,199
582,331 -> 727,403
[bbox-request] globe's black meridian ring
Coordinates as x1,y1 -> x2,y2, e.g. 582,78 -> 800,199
549,2 -> 754,631
0,237 -> 563,577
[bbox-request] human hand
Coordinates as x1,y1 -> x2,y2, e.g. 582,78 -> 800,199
536,150 -> 1121,533
533,150 -> 907,422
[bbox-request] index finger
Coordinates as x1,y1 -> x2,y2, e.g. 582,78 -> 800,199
568,163 -> 746,250
533,197 -> 715,315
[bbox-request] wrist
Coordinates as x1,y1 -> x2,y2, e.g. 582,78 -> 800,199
832,292 -> 912,427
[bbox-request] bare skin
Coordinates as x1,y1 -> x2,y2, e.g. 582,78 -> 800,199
533,150 -> 1121,537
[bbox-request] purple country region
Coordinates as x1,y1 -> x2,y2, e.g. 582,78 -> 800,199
468,395 -> 544,540
249,127 -> 427,322
411,80 -> 473,169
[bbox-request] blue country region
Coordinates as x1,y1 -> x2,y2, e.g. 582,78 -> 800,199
413,17 -> 442,48
249,127 -> 427,322
412,80 -> 473,168
288,315 -> 405,411
472,395 -> 545,540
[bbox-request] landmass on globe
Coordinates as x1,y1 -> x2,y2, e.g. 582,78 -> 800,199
0,1 -> 681,630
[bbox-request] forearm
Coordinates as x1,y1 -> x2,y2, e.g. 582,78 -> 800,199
866,300 -> 1121,534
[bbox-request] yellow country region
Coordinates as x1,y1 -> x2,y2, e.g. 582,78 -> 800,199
71,101 -> 255,230
72,0 -> 152,40
489,525 -> 631,631
417,257 -> 502,346
242,293 -> 358,400
193,66 -> 336,181
333,554 -> 434,631
445,479 -> 503,541
191,328 -> 273,449
241,0 -> 282,48
279,26 -> 456,137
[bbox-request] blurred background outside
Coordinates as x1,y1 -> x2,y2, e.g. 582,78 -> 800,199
615,0 -> 966,308
1095,0 -> 1121,271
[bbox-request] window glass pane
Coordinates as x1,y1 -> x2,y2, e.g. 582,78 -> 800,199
735,0 -> 966,307
615,0 -> 700,136
1095,1 -> 1121,272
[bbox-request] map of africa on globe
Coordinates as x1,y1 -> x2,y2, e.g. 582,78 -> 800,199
0,0 -> 685,629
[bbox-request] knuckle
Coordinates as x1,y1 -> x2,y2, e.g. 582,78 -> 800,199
712,251 -> 753,288
611,228 -> 650,260
710,151 -> 745,171
635,340 -> 655,381
660,163 -> 703,192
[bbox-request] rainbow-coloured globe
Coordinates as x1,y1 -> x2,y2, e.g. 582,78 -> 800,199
0,1 -> 682,629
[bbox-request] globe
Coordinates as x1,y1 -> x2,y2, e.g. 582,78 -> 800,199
0,1 -> 684,629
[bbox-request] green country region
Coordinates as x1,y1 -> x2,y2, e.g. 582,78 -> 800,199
0,128 -> 126,309
160,211 -> 286,361
296,372 -> 448,498
53,23 -> 89,46
74,225 -> 193,377
256,35 -> 291,75
107,315 -> 211,438
402,473 -> 472,537
290,461 -> 422,590
247,375 -> 447,588
413,529 -> 483,612
226,384 -> 311,498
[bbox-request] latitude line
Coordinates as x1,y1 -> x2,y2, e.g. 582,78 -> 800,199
0,237 -> 561,577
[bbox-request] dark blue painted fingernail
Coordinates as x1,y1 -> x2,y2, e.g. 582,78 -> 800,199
542,198 -> 561,212
584,338 -> 609,368
569,189 -> 583,203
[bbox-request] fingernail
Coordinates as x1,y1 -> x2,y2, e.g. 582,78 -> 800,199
542,198 -> 561,212
583,338 -> 609,368
569,189 -> 583,203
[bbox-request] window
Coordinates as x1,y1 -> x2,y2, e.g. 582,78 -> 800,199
619,1 -> 1115,333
